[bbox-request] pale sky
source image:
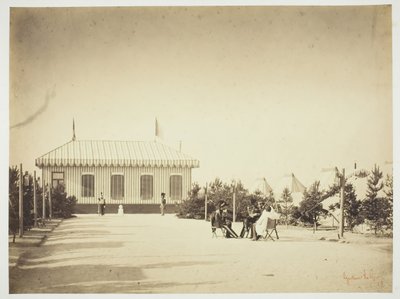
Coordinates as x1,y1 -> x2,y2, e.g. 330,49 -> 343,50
9,5 -> 393,189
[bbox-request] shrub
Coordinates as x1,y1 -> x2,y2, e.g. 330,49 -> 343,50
176,183 -> 206,219
9,167 -> 19,240
8,166 -> 38,241
51,184 -> 77,218
276,187 -> 293,226
297,181 -> 328,228
176,179 -> 249,221
329,183 -> 363,231
361,165 -> 390,234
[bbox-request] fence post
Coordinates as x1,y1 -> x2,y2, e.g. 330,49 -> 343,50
232,183 -> 236,223
339,168 -> 345,238
18,164 -> 23,237
204,183 -> 208,221
49,185 -> 53,219
42,181 -> 46,221
33,171 -> 37,227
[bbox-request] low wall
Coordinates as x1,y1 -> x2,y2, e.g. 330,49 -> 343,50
74,204 -> 178,214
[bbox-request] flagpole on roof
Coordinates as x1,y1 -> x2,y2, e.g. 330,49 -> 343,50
155,117 -> 160,142
155,117 -> 157,141
72,118 -> 76,141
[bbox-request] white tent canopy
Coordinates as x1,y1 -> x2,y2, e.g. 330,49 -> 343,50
319,168 -> 340,191
319,162 -> 393,201
250,177 -> 273,196
319,165 -> 391,203
318,169 -> 341,221
347,175 -> 387,201
319,165 -> 391,227
347,162 -> 392,200
273,173 -> 306,206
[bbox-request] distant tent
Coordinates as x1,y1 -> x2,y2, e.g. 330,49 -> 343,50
347,176 -> 367,200
274,173 -> 306,206
318,168 -> 345,227
347,172 -> 386,201
275,173 -> 306,193
319,164 -> 392,227
319,167 -> 340,191
316,168 -> 340,217
320,165 -> 390,205
321,195 -> 340,221
251,177 -> 273,196
347,162 -> 392,200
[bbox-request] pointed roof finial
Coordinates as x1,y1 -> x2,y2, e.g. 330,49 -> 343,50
72,118 -> 76,141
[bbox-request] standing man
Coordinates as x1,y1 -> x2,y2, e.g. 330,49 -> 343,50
160,192 -> 166,216
97,196 -> 101,216
99,192 -> 106,216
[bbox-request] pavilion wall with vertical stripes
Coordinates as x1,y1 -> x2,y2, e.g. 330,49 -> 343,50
35,140 -> 200,213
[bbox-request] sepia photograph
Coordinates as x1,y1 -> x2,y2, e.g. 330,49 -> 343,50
3,0 -> 399,297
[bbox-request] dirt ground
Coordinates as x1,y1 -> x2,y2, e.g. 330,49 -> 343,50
9,214 -> 393,293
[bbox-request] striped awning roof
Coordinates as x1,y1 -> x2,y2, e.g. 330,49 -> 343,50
35,140 -> 200,168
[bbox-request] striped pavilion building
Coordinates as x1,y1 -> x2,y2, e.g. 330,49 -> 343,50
35,140 -> 200,213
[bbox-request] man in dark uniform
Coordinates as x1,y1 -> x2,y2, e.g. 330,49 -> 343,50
221,205 -> 239,238
210,203 -> 224,232
99,192 -> 106,216
160,192 -> 166,216
240,201 -> 263,238
211,201 -> 238,238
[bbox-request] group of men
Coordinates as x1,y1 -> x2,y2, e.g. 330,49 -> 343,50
211,200 -> 280,241
95,192 -> 167,216
95,193 -> 278,240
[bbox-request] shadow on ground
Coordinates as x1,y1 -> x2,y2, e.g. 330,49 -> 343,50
10,260 -> 221,293
10,264 -> 144,293
17,240 -> 124,262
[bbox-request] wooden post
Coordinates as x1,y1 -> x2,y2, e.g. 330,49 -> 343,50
42,180 -> 46,221
204,183 -> 208,221
18,164 -> 23,237
286,200 -> 288,229
232,184 -> 236,223
49,185 -> 53,219
339,168 -> 345,238
313,220 -> 316,234
33,171 -> 37,227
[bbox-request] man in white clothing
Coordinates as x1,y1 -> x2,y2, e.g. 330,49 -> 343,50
252,205 -> 280,241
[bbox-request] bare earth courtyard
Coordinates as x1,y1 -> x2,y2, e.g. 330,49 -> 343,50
9,214 -> 392,293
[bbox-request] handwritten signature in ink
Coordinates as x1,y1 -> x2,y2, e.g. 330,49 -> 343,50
343,269 -> 383,287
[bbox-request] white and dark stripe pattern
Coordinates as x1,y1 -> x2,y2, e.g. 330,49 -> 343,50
36,140 -> 199,168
